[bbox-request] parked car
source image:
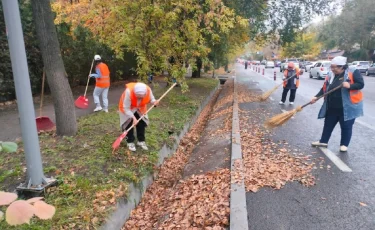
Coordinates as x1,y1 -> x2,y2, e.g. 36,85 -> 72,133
265,61 -> 275,68
261,60 -> 267,65
310,61 -> 331,79
252,60 -> 261,65
280,58 -> 300,72
305,62 -> 316,72
350,61 -> 370,73
365,63 -> 375,76
274,61 -> 281,67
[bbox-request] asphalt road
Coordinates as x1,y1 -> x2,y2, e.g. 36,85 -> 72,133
236,64 -> 375,230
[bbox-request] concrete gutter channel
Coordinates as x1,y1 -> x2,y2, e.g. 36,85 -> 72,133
101,82 -> 220,230
230,75 -> 249,229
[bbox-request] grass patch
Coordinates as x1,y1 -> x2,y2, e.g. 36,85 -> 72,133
0,77 -> 217,229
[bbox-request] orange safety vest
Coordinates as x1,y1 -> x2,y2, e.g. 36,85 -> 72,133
283,68 -> 300,88
95,63 -> 110,88
323,72 -> 363,104
118,83 -> 151,114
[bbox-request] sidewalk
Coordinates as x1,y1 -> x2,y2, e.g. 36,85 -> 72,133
0,80 -> 167,141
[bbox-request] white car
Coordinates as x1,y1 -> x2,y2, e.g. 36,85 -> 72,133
305,62 -> 316,72
265,61 -> 275,68
310,61 -> 331,79
349,61 -> 371,73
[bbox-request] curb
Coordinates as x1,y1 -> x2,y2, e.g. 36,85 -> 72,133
230,75 -> 249,229
101,82 -> 220,230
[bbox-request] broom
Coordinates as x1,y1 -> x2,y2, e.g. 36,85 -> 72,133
264,84 -> 343,128
260,74 -> 298,101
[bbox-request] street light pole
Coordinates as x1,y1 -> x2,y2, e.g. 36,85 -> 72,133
1,0 -> 55,191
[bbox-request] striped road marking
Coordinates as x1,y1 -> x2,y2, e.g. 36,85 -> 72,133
319,147 -> 353,172
355,119 -> 375,132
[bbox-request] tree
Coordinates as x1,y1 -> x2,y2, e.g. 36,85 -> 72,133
224,0 -> 335,45
31,0 -> 77,136
317,0 -> 375,61
281,32 -> 321,59
51,0 -> 249,85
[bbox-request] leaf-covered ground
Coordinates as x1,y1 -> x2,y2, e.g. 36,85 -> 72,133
237,83 -> 316,192
0,78 -> 218,229
123,80 -> 234,229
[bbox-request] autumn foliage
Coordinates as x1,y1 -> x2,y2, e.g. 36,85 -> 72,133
51,0 -> 249,86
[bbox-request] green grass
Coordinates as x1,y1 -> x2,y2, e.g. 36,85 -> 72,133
0,77 -> 217,229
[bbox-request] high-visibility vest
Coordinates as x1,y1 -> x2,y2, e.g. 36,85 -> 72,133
118,83 -> 151,114
323,71 -> 363,104
95,63 -> 110,88
283,68 -> 300,88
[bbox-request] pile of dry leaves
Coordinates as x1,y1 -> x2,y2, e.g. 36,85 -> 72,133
236,84 -> 261,103
236,86 -> 316,192
123,82 -> 233,229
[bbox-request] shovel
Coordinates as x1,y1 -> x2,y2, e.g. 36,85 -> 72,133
112,82 -> 177,151
36,69 -> 55,132
75,59 -> 94,109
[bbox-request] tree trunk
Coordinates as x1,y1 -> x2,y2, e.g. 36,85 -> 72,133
31,0 -> 77,136
192,57 -> 202,78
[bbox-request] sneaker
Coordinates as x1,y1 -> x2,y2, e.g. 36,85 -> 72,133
137,141 -> 149,151
94,106 -> 103,112
127,143 -> 136,152
103,109 -> 108,113
340,145 -> 348,152
290,102 -> 294,105
311,141 -> 328,148
279,101 -> 285,105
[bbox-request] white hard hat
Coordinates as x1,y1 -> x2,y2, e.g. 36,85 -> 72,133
94,55 -> 101,61
331,56 -> 347,65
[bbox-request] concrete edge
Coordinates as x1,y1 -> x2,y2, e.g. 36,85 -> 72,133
230,75 -> 249,229
101,82 -> 220,230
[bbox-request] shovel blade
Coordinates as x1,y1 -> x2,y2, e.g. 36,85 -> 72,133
75,96 -> 89,109
112,132 -> 127,151
36,117 -> 55,132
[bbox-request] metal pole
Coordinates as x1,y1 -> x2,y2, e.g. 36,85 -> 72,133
2,0 -> 45,187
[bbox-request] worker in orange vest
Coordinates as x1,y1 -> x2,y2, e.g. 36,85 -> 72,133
311,56 -> 364,152
89,55 -> 110,112
118,82 -> 159,151
279,62 -> 300,105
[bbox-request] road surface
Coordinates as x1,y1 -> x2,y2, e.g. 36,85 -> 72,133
237,63 -> 375,230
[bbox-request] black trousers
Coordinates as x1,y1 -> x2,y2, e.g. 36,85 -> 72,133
281,88 -> 297,103
121,112 -> 147,143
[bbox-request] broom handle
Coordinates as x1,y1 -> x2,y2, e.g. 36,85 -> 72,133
39,69 -> 46,117
123,82 -> 178,134
301,85 -> 343,109
275,73 -> 298,87
84,58 -> 95,97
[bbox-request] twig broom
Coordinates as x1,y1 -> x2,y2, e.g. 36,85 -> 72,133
264,85 -> 343,128
260,74 -> 297,101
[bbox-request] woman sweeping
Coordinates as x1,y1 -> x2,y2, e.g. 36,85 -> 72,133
310,56 -> 364,152
118,82 -> 159,152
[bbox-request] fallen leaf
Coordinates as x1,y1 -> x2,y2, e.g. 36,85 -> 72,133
33,201 -> 56,220
0,192 -> 18,205
6,200 -> 35,225
359,202 -> 367,207
26,197 -> 44,204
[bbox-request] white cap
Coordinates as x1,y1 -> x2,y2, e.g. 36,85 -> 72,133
94,55 -> 101,61
331,56 -> 347,65
134,83 -> 147,95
